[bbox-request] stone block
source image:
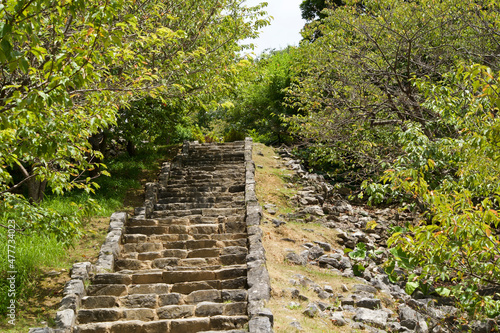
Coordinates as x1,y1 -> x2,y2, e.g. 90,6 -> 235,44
169,318 -> 210,333
195,302 -> 224,316
59,294 -> 79,311
248,316 -> 272,333
108,321 -> 142,333
131,272 -> 163,284
187,248 -> 220,258
156,305 -> 195,319
71,262 -> 93,281
223,302 -> 247,316
163,270 -> 215,284
158,293 -> 182,306
123,308 -> 155,321
55,309 -> 75,329
142,320 -> 170,332
184,290 -> 221,304
353,308 -> 388,329
93,274 -> 131,285
128,283 -> 169,295
63,280 -> 85,297
171,281 -> 219,294
210,315 -> 248,330
122,294 -> 157,308
77,309 -> 122,324
87,284 -> 127,297
81,296 -> 118,309
152,258 -> 179,269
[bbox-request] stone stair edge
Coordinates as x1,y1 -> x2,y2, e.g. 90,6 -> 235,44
243,138 -> 273,333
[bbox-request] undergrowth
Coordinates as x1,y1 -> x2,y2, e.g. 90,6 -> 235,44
0,144 -> 178,318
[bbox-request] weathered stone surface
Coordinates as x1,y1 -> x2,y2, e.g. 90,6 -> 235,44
248,316 -> 273,333
353,308 -> 388,329
157,305 -> 195,319
398,305 -> 429,332
353,284 -> 378,295
55,309 -> 75,329
303,303 -> 320,318
308,246 -> 324,260
170,317 -> 210,333
285,251 -> 307,265
59,294 -> 79,311
87,284 -> 127,297
77,309 -> 122,324
355,297 -> 381,310
71,262 -> 93,281
330,311 -> 348,326
128,283 -> 169,295
64,280 -> 85,297
195,302 -> 224,316
94,273 -> 131,285
122,294 -> 157,308
82,296 -> 118,309
185,290 -> 221,304
222,289 -> 247,302
123,308 -> 155,321
158,293 -> 182,306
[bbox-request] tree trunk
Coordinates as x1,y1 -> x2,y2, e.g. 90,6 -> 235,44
127,140 -> 137,156
17,163 -> 47,203
28,179 -> 47,203
88,132 -> 107,177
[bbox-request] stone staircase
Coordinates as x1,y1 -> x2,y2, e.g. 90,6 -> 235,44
30,139 -> 272,333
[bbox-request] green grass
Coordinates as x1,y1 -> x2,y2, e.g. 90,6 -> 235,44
0,229 -> 67,316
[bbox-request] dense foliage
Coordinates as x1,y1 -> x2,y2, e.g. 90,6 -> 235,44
0,0 -> 268,318
0,0 -> 268,235
385,64 -> 500,318
287,0 -> 500,184
215,48 -> 300,144
282,0 -> 500,320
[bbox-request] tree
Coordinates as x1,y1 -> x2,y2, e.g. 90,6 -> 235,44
0,0 -> 268,233
286,0 -> 500,184
385,64 -> 500,319
300,0 -> 344,21
217,47 -> 300,144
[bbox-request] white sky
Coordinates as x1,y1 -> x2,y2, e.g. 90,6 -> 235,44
243,0 -> 306,55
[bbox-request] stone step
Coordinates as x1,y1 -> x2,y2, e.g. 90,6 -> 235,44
87,279 -> 248,298
92,266 -> 247,286
156,195 -> 244,204
175,165 -> 244,172
80,294 -> 248,314
75,315 -> 248,330
127,216 -> 225,227
117,246 -> 248,269
125,223 -> 224,236
88,278 -> 248,297
167,178 -> 245,187
121,233 -> 247,245
152,208 -> 246,218
154,202 -> 244,211
168,171 -> 244,178
161,185 -> 246,195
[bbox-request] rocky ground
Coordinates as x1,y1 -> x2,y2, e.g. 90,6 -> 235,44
253,143 -> 499,333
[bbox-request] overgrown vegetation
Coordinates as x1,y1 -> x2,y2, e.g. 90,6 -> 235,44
0,0 -> 269,322
3,0 -> 500,326
211,0 -> 500,321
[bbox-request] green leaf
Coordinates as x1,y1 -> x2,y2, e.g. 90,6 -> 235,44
405,282 -> 420,296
